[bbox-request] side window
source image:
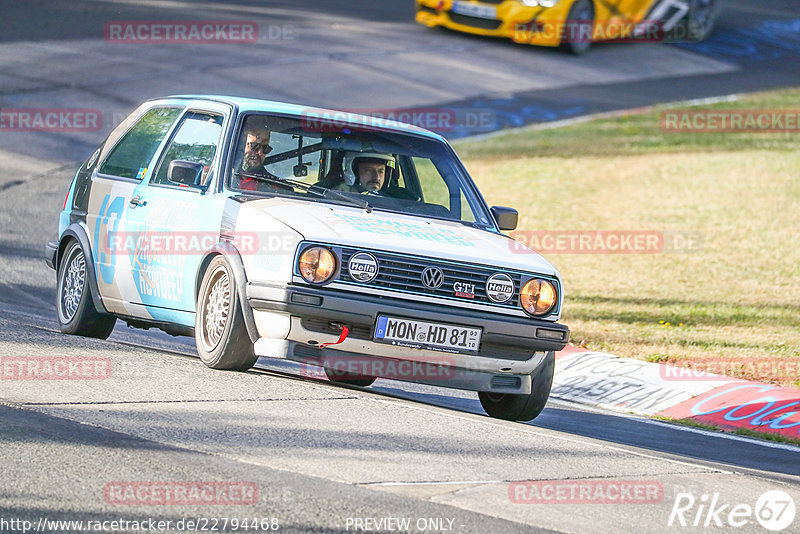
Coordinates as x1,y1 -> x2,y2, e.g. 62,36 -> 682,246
98,107 -> 181,179
413,157 -> 475,221
152,112 -> 224,186
458,191 -> 476,222
415,157 -> 448,205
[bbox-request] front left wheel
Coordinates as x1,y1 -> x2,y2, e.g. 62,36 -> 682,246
195,256 -> 257,371
478,351 -> 555,422
56,240 -> 116,339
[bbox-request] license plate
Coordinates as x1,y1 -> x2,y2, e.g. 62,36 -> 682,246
374,316 -> 482,353
451,1 -> 498,19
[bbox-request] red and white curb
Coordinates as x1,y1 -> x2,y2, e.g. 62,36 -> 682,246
553,347 -> 800,442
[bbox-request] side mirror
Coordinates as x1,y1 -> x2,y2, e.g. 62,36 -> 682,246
491,206 -> 518,231
167,160 -> 204,187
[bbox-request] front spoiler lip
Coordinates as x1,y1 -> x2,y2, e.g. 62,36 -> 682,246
276,340 -> 536,394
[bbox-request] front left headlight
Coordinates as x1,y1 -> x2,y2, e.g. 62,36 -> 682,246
520,279 -> 557,316
298,246 -> 337,284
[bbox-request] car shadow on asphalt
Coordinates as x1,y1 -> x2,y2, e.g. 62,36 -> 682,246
368,384 -> 800,478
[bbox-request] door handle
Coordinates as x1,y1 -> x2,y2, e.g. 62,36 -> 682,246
129,196 -> 147,208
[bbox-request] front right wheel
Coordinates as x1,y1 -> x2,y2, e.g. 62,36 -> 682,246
478,351 -> 555,422
683,0 -> 717,41
195,256 -> 257,371
561,0 -> 595,56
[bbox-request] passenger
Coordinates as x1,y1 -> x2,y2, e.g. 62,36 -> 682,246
334,152 -> 395,194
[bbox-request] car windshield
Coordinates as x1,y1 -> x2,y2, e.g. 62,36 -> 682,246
228,113 -> 494,228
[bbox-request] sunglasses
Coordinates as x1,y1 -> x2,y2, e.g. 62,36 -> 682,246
246,141 -> 272,154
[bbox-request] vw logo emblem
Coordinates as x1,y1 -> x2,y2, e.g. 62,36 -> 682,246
421,266 -> 444,289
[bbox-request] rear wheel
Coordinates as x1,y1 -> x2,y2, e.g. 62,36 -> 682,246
561,0 -> 595,55
478,351 -> 554,421
56,240 -> 115,339
683,0 -> 716,41
195,256 -> 257,371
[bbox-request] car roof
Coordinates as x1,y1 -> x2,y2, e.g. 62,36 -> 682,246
161,94 -> 446,142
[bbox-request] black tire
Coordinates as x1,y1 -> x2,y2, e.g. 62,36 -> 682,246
561,0 -> 594,56
683,0 -> 716,42
324,365 -> 376,387
56,240 -> 116,339
478,351 -> 555,422
195,256 -> 257,371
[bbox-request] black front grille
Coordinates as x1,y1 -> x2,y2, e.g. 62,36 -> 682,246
448,12 -> 503,30
339,247 -> 523,311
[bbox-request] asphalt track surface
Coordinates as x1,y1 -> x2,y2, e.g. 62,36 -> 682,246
1,1 -> 800,533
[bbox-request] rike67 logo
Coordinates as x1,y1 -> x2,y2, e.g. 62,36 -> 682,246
668,490 -> 796,531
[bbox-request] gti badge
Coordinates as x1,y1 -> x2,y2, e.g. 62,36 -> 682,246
486,273 -> 514,303
348,252 -> 379,282
453,281 -> 475,299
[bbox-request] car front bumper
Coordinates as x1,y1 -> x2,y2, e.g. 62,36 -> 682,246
415,0 -> 569,47
246,282 -> 569,393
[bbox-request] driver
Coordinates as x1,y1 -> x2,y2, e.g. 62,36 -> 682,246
333,152 -> 395,194
236,125 -> 284,191
241,127 -> 273,175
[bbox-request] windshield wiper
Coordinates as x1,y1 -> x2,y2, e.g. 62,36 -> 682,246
233,171 -> 372,213
460,220 -> 492,230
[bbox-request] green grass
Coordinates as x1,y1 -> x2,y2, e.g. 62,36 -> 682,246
454,88 -> 800,387
733,427 -> 800,447
655,417 -> 800,447
455,88 -> 800,159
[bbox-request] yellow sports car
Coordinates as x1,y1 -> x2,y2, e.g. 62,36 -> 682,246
415,0 -> 716,54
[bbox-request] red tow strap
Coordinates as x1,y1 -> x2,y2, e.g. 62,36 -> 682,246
319,325 -> 350,348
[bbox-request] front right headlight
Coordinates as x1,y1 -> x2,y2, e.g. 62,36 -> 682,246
298,246 -> 337,284
520,279 -> 557,316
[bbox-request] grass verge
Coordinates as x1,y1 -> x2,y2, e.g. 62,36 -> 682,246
655,417 -> 800,447
454,87 -> 800,388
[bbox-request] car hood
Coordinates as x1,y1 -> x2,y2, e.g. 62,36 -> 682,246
244,198 -> 558,277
